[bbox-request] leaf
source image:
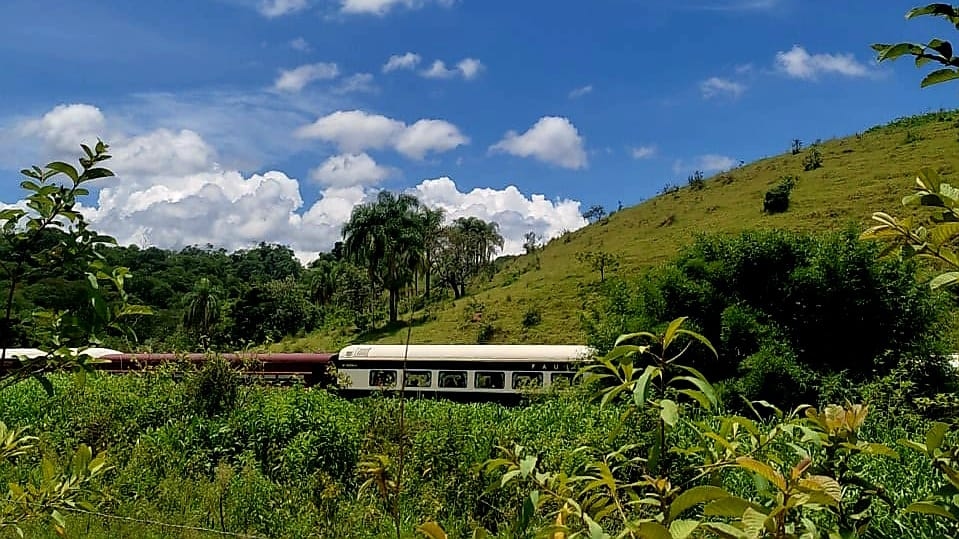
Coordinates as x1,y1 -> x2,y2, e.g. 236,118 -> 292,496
637,521 -> 672,539
668,520 -> 699,539
735,457 -> 786,491
702,522 -> 750,539
924,68 -> 959,87
904,501 -> 957,520
633,365 -> 660,409
874,42 -> 924,61
46,161 -> 80,182
417,521 -> 448,539
907,3 -> 959,20
81,167 -> 115,181
519,455 -> 538,477
670,485 -> 731,518
798,475 -> 842,504
704,496 -> 764,518
926,422 -> 950,454
583,515 -> 611,539
675,328 -> 718,358
662,316 -> 688,350
741,507 -> 770,537
660,399 -> 679,428
930,222 -> 959,246
929,38 -> 954,59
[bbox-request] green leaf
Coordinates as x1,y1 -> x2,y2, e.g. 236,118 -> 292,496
926,421 -> 950,454
662,316 -> 688,350
583,515 -> 611,539
633,365 -> 660,409
904,501 -> 957,520
921,68 -> 959,87
81,167 -> 115,181
702,522 -> 750,539
519,455 -> 537,477
670,485 -> 730,518
668,520 -> 699,539
675,328 -> 717,358
736,457 -> 786,491
741,507 -> 770,537
930,222 -> 959,246
660,399 -> 679,428
704,496 -> 764,518
46,161 -> 80,182
907,4 -> 959,20
929,38 -> 954,59
874,42 -> 923,61
417,521 -> 448,539
637,521 -> 672,539
932,272 -> 959,290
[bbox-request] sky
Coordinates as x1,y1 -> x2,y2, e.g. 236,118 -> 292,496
1,0 -> 957,262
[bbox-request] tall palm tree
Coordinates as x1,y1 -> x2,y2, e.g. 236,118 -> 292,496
342,191 -> 424,325
182,277 -> 221,338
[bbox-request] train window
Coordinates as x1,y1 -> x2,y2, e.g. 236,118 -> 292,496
550,372 -> 575,387
405,371 -> 432,388
512,372 -> 543,389
369,370 -> 396,387
475,372 -> 505,389
438,371 -> 467,388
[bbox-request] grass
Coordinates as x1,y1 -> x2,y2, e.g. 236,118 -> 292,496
277,109 -> 959,350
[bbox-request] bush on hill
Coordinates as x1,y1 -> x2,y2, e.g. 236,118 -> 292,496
581,227 -> 953,408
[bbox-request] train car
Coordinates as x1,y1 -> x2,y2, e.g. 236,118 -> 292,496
334,344 -> 595,400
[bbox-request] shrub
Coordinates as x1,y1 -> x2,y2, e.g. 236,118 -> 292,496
521,307 -> 542,329
803,147 -> 823,171
763,175 -> 797,214
185,355 -> 241,417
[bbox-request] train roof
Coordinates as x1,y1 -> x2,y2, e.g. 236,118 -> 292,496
337,344 -> 596,362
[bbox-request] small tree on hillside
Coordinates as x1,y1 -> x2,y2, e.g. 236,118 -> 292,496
803,148 -> 823,171
523,231 -> 541,255
583,204 -> 607,224
576,250 -> 621,282
791,138 -> 803,155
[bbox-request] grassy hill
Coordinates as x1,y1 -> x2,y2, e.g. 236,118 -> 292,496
276,109 -> 959,351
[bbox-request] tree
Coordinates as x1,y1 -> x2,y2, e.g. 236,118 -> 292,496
432,217 -> 504,298
342,191 -> 424,325
523,231 -> 541,255
582,205 -> 606,224
182,277 -> 221,338
791,138 -> 803,155
417,206 -> 445,300
575,250 -> 620,282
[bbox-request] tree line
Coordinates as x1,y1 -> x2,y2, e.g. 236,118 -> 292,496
2,191 -> 504,352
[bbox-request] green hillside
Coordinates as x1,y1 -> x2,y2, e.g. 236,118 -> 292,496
277,110 -> 959,351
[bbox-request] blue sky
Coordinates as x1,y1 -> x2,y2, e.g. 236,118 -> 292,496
0,0 -> 956,259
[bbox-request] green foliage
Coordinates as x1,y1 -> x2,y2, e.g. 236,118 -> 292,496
576,250 -> 621,283
582,229 -> 950,408
803,147 -> 823,171
185,355 -> 241,417
521,306 -> 542,329
687,170 -> 705,190
762,175 -> 797,214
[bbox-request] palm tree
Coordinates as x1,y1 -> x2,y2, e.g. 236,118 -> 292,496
182,277 -> 221,338
342,191 -> 424,325
308,259 -> 341,306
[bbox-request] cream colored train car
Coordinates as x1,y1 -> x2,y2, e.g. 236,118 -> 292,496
334,344 -> 595,399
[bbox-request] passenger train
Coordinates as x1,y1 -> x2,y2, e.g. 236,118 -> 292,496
0,343 -> 597,400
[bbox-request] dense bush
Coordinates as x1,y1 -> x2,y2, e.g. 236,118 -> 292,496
582,228 -> 953,407
762,175 -> 797,214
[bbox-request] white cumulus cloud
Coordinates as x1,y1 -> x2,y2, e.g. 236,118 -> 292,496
7,104 -> 585,264
412,177 -> 588,255
295,109 -> 467,159
334,73 -> 377,94
273,62 -> 340,92
19,104 -> 109,153
421,58 -> 484,80
490,116 -> 587,170
700,77 -> 746,98
383,52 -> 421,72
775,45 -> 872,80
309,152 -> 392,187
